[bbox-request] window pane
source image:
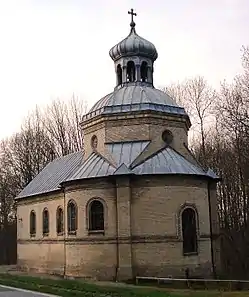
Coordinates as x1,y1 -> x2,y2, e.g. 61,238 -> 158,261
30,212 -> 36,234
57,209 -> 63,233
89,201 -> 104,231
182,208 -> 197,254
43,210 -> 49,234
68,202 -> 77,232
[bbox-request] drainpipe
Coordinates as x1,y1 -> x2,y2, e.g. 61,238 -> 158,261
207,180 -> 216,279
59,184 -> 66,278
115,178 -> 119,282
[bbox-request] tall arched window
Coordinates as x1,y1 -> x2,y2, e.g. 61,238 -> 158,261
56,207 -> 64,234
140,61 -> 148,82
30,211 -> 36,236
117,64 -> 122,85
182,207 -> 198,255
68,200 -> 77,233
89,200 -> 104,231
127,61 -> 135,82
42,208 -> 49,235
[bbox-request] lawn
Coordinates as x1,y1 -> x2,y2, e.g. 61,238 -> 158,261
0,273 -> 249,297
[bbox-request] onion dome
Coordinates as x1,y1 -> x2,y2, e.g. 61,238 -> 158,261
109,9 -> 158,62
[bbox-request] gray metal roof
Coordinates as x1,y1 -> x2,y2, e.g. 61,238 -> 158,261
82,85 -> 187,122
106,141 -> 214,177
114,163 -> 133,175
16,151 -> 84,199
106,140 -> 149,167
206,168 -> 219,179
66,152 -> 116,181
109,26 -> 158,62
131,147 -> 208,176
17,141 -> 218,199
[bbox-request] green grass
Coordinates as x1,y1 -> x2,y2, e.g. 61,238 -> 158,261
0,274 -> 249,297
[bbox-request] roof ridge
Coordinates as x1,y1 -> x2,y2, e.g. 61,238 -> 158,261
94,150 -> 117,169
168,145 -> 206,173
130,142 -> 167,170
182,143 -> 206,171
114,163 -> 133,176
105,140 -> 149,145
131,145 -> 207,175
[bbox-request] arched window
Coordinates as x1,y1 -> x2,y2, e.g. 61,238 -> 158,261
56,207 -> 63,234
42,208 -> 49,235
89,200 -> 104,231
68,200 -> 77,233
182,207 -> 198,255
30,211 -> 36,236
91,135 -> 98,150
127,61 -> 135,82
140,61 -> 148,82
117,64 -> 122,85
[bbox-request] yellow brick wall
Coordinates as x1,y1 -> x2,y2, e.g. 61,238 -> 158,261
82,115 -> 190,163
17,176 -> 217,280
149,123 -> 188,155
106,123 -> 150,142
130,176 -> 213,277
17,192 -> 65,274
66,244 -> 117,280
132,241 -> 212,277
131,177 -> 210,236
64,181 -> 117,237
17,192 -> 64,240
17,242 -> 64,274
83,126 -> 106,159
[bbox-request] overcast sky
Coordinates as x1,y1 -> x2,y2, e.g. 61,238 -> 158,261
0,0 -> 248,139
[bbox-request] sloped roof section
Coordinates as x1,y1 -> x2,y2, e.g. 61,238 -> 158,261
17,151 -> 84,199
106,140 -> 149,167
206,168 -> 219,180
66,152 -> 116,181
131,147 -> 208,176
114,163 -> 133,175
82,85 -> 187,122
17,142 -> 218,199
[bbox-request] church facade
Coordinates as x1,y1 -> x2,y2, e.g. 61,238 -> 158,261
16,10 -> 220,281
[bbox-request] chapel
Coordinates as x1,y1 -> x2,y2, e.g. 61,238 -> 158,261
16,9 -> 220,281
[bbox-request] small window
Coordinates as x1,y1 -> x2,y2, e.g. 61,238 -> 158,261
89,200 -> 104,232
57,207 -> 64,234
127,61 -> 135,82
162,130 -> 173,145
42,208 -> 49,235
182,207 -> 198,255
30,211 -> 36,236
68,200 -> 77,233
91,135 -> 98,150
140,61 -> 148,82
117,64 -> 122,85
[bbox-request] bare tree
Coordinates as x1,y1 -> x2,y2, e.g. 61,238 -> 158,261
163,76 -> 216,165
42,95 -> 86,156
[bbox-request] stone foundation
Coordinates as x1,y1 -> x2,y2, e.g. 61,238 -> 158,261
134,262 -> 213,279
17,258 -> 213,281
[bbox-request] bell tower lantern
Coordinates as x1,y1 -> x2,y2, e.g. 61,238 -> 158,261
109,9 -> 158,89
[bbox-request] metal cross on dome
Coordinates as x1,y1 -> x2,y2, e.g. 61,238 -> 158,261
128,8 -> 137,28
